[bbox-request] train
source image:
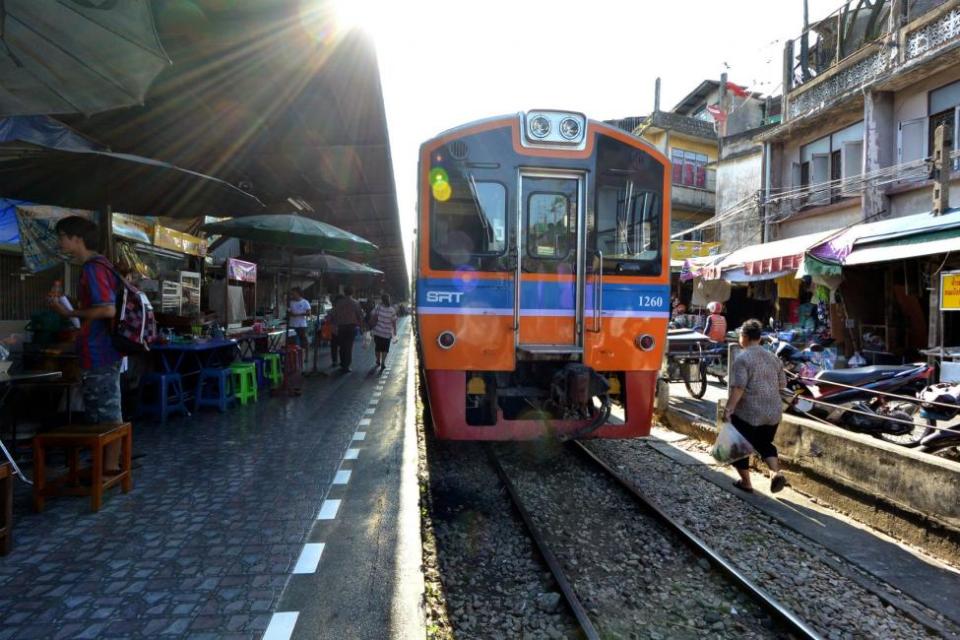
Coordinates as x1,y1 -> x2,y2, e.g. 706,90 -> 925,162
415,110 -> 670,440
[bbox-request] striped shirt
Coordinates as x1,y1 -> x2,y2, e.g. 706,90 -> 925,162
78,257 -> 121,370
371,304 -> 397,338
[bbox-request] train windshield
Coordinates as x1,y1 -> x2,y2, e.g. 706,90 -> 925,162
430,170 -> 507,270
594,137 -> 664,276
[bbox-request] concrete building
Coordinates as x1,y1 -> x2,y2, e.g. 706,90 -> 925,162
629,80 -> 720,240
713,0 -> 960,360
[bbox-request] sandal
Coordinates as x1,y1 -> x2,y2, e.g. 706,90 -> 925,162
733,479 -> 754,493
771,473 -> 787,494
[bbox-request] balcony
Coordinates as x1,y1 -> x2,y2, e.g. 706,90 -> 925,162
672,184 -> 716,212
784,0 -> 960,121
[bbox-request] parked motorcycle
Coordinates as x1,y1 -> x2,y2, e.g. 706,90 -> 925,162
773,341 -> 933,444
912,382 -> 960,454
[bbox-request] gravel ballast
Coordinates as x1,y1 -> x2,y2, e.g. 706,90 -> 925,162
587,437 -> 960,639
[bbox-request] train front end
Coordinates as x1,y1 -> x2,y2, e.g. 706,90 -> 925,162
416,111 -> 670,440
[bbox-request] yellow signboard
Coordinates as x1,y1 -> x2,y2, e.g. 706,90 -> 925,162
670,241 -> 721,261
154,225 -> 208,257
942,272 -> 960,311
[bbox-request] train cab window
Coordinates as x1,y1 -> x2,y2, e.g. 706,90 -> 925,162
430,176 -> 507,270
526,192 -> 571,259
595,184 -> 661,275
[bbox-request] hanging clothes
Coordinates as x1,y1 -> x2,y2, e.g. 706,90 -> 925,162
691,277 -> 731,307
775,274 -> 801,299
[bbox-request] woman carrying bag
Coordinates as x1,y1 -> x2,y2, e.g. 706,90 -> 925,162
722,319 -> 788,494
370,293 -> 398,373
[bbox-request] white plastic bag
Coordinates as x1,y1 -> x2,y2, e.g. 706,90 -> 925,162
848,351 -> 867,367
362,332 -> 372,350
710,421 -> 755,465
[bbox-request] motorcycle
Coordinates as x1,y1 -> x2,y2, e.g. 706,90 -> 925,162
911,381 -> 960,454
773,340 -> 934,444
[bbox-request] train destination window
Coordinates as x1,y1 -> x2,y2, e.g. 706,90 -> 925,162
527,192 -> 571,259
430,176 -> 506,270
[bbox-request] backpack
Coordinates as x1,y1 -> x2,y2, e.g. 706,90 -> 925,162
91,257 -> 158,353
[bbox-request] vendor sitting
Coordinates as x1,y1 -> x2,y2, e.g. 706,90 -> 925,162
704,301 -> 727,343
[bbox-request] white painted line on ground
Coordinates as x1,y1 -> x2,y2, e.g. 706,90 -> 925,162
364,408 -> 375,415
263,612 -> 299,640
372,391 -> 382,398
317,499 -> 341,520
358,418 -> 371,426
292,543 -> 325,574
353,431 -> 366,440
345,448 -> 360,460
368,399 -> 379,407
333,469 -> 352,485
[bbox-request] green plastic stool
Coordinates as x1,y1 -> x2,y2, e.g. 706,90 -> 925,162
229,362 -> 259,405
261,353 -> 283,389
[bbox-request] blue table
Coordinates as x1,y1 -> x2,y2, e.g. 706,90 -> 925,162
150,339 -> 240,376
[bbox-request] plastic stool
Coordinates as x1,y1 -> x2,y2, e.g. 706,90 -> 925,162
261,353 -> 283,389
138,372 -> 190,424
229,362 -> 258,405
195,368 -> 236,413
284,345 -> 304,376
244,357 -> 268,389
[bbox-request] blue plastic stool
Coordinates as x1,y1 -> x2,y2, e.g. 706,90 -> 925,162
194,368 -> 236,413
244,357 -> 269,389
138,372 -> 190,424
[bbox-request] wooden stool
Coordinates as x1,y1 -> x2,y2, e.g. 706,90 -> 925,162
0,462 -> 12,555
32,423 -> 133,513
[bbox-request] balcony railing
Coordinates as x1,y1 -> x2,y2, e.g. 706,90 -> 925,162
787,0 -> 945,91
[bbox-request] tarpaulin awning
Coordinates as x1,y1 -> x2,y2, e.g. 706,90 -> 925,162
845,226 -> 960,266
810,209 -> 960,263
705,229 -> 838,280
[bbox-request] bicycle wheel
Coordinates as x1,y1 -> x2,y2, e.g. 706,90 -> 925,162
683,361 -> 707,399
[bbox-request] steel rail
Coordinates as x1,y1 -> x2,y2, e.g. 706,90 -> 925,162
485,445 -> 601,640
570,441 -> 824,640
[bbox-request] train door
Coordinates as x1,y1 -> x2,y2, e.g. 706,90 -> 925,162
516,172 -> 586,356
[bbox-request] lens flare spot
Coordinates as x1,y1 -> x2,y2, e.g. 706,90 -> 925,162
432,181 -> 452,202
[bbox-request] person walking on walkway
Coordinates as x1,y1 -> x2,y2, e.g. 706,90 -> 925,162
331,287 -> 364,372
325,294 -> 342,368
49,216 -> 124,474
370,293 -> 397,373
723,318 -> 788,493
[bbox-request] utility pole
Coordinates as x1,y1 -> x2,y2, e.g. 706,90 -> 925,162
932,123 -> 950,216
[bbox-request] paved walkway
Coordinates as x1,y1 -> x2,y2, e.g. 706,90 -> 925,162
0,321 -> 419,639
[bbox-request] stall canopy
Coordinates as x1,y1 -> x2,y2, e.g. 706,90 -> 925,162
261,253 -> 383,277
706,229 -> 839,281
200,214 -> 377,255
0,141 -> 264,217
809,208 -> 960,267
58,3 -> 407,298
0,1 -> 168,117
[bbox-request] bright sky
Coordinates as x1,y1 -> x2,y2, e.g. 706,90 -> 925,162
339,0 -> 840,282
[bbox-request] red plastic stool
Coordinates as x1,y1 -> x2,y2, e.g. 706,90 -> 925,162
274,345 -> 304,396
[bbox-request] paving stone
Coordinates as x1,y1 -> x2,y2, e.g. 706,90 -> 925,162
0,340 -> 397,637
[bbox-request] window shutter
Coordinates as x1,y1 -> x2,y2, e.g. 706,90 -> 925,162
840,141 -> 863,196
898,118 -> 925,164
810,153 -> 831,204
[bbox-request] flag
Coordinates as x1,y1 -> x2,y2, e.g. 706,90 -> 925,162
726,81 -> 749,97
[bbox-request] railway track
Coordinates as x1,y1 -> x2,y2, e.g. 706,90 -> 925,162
487,441 -> 823,640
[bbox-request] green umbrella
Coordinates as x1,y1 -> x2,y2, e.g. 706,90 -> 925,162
260,253 -> 384,277
200,213 -> 377,255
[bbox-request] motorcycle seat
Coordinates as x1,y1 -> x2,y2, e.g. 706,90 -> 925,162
815,365 -> 913,386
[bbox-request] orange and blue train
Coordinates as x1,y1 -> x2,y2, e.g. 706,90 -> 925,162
415,110 -> 670,440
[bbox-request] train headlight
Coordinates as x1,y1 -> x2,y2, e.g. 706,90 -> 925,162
635,334 -> 656,351
529,115 -> 551,139
559,117 -> 581,140
437,331 -> 456,350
